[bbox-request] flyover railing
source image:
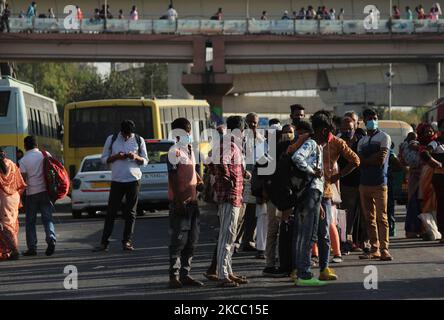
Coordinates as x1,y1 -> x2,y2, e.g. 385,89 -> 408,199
6,18 -> 444,35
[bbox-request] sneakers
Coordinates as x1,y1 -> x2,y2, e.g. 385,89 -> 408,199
262,267 -> 288,278
295,277 -> 328,287
45,241 -> 56,256
122,241 -> 135,251
319,267 -> 338,281
22,249 -> 37,257
380,250 -> 393,261
331,256 -> 343,263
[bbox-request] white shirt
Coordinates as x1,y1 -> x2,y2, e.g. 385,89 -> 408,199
167,8 -> 178,21
101,133 -> 148,183
19,148 -> 49,196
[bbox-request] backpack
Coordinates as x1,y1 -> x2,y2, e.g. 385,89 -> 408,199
109,133 -> 142,155
41,151 -> 70,203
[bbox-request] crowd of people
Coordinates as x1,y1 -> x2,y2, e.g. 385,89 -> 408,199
162,105 -> 444,288
0,106 -> 443,289
393,4 -> 442,20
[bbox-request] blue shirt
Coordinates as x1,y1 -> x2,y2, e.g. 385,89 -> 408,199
357,130 -> 391,186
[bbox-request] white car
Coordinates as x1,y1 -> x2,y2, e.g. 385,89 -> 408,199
71,154 -> 111,218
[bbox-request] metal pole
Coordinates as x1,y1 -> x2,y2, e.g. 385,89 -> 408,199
246,0 -> 250,19
438,62 -> 442,99
151,72 -> 154,98
389,0 -> 392,19
389,63 -> 392,120
104,0 -> 107,31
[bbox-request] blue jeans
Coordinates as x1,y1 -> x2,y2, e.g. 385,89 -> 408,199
319,198 -> 332,271
292,189 -> 322,280
405,189 -> 422,234
25,191 -> 56,250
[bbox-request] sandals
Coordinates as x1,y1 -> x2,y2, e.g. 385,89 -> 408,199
217,279 -> 239,288
203,272 -> 219,281
229,274 -> 249,284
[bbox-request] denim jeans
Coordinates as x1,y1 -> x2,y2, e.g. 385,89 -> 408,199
25,191 -> 56,250
292,189 -> 322,280
169,202 -> 200,277
319,198 -> 332,271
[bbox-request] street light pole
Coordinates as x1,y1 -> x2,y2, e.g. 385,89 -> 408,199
388,63 -> 393,120
438,62 -> 442,99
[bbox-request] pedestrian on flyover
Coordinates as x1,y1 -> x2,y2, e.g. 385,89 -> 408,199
210,8 -> 223,21
167,118 -> 205,289
281,10 -> 290,20
405,6 -> 413,20
130,5 -> 138,21
93,120 -> 148,252
118,9 -> 124,20
166,4 -> 178,21
26,1 -> 36,18
0,148 -> 26,261
392,6 -> 401,19
260,11 -> 268,20
19,136 -> 57,257
0,3 -> 10,33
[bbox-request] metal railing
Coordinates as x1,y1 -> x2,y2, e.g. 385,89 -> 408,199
5,18 -> 444,35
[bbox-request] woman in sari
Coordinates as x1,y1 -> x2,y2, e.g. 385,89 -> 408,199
0,148 -> 26,260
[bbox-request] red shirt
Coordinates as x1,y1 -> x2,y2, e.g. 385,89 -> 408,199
212,138 -> 244,207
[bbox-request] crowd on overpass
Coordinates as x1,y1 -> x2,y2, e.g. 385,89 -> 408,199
1,1 -> 444,33
1,104 -> 443,289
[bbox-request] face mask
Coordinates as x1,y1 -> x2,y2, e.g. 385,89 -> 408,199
341,130 -> 354,139
366,120 -> 378,131
179,134 -> 192,145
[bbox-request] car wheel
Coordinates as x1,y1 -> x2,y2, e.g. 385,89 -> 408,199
72,210 -> 82,219
87,210 -> 97,218
136,208 -> 145,216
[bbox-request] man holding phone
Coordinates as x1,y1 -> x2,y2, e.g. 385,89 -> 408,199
94,120 -> 148,252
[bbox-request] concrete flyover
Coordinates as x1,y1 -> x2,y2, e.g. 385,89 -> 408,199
2,33 -> 444,64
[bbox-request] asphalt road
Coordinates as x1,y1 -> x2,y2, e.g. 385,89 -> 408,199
0,204 -> 443,300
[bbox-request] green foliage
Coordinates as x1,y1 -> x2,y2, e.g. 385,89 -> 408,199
380,107 -> 430,125
15,63 -> 169,115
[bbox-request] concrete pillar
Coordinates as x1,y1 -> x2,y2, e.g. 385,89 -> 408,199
168,63 -> 193,99
182,37 -> 233,125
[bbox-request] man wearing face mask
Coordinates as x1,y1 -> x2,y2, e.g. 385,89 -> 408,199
167,118 -> 205,289
357,109 -> 393,261
94,120 -> 148,252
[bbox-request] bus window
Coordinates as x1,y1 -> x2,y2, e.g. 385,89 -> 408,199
30,109 -> 37,135
171,107 -> 178,120
69,106 -> 154,148
0,91 -> 10,117
37,110 -> 43,136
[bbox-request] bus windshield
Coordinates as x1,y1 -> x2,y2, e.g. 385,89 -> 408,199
69,106 -> 154,148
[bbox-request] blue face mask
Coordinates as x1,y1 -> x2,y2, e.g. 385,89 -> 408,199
179,134 -> 193,145
341,130 -> 354,139
366,120 -> 378,131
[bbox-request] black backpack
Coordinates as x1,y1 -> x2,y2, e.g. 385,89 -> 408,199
263,141 -> 316,211
109,133 -> 143,156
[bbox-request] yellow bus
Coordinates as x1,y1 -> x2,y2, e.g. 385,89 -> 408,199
0,76 -> 63,163
63,98 -> 211,178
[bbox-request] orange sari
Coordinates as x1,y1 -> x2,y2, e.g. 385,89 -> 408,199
0,159 -> 26,260
419,165 -> 436,214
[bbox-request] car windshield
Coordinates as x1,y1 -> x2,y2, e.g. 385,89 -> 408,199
81,158 -> 109,172
146,142 -> 173,164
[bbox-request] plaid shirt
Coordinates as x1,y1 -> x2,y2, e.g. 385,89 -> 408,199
211,137 -> 245,207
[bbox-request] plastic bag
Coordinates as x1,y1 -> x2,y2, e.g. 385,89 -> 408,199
418,212 -> 442,241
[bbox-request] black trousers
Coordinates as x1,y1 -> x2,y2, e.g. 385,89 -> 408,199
278,218 -> 294,273
169,203 -> 200,277
101,180 -> 140,245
